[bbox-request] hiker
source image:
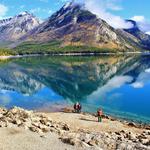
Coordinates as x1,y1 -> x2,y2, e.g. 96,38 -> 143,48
74,102 -> 82,113
97,108 -> 103,122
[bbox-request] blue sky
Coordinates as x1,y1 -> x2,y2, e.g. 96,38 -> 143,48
112,0 -> 150,20
0,0 -> 150,32
0,0 -> 149,19
0,0 -> 65,19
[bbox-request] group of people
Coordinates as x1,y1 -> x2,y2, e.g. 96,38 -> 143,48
74,102 -> 103,122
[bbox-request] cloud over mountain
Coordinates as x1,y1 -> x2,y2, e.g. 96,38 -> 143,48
72,0 -> 133,29
0,4 -> 8,19
131,16 -> 150,35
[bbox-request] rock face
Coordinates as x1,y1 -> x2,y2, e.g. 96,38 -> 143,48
0,11 -> 40,42
0,2 -> 150,51
125,20 -> 150,50
0,107 -> 150,150
23,2 -> 139,51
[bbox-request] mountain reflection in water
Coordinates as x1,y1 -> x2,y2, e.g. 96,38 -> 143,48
0,55 -> 150,123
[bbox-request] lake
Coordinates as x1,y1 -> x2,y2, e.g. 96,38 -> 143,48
0,55 -> 150,124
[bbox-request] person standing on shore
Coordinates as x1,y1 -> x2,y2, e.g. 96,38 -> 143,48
74,102 -> 82,113
97,108 -> 103,122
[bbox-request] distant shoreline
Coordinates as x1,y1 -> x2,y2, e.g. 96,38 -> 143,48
39,106 -> 150,126
0,51 -> 147,59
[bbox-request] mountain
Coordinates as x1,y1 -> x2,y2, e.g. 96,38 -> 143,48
1,2 -> 150,52
21,2 -> 140,51
125,20 -> 150,50
0,11 -> 40,42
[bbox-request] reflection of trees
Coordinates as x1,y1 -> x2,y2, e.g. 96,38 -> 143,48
0,55 -> 142,101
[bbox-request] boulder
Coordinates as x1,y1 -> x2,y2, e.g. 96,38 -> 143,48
29,126 -> 40,133
0,121 -> 7,127
12,119 -> 22,126
140,138 -> 150,145
60,137 -> 76,145
87,139 -> 98,146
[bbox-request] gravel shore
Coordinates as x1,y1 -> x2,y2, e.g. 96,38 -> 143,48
0,107 -> 149,150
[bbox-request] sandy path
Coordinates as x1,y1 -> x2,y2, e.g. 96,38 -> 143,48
48,112 -> 144,134
0,112 -> 147,150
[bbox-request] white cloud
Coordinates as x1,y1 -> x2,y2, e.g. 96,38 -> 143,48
132,82 -> 144,88
0,4 -> 8,19
0,95 -> 11,106
131,15 -> 150,34
146,32 -> 150,35
145,68 -> 150,73
132,16 -> 145,22
131,68 -> 150,89
74,0 -> 133,29
88,76 -> 133,101
30,8 -> 42,13
106,2 -> 122,11
30,8 -> 53,15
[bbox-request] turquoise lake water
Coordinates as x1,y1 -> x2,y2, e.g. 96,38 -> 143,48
0,55 -> 150,124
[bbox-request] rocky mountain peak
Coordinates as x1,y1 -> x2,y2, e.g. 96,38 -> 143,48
0,17 -> 12,26
49,1 -> 84,22
2,2 -> 150,51
18,11 -> 30,16
23,1 -> 138,51
62,1 -> 77,8
0,11 -> 40,41
12,11 -> 39,23
33,1 -> 96,34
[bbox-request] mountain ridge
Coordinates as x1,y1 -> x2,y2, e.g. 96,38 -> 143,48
19,2 -> 140,51
0,11 -> 40,42
0,2 -> 150,52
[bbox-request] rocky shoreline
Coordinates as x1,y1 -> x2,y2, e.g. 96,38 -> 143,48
0,51 -> 145,60
0,107 -> 150,150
